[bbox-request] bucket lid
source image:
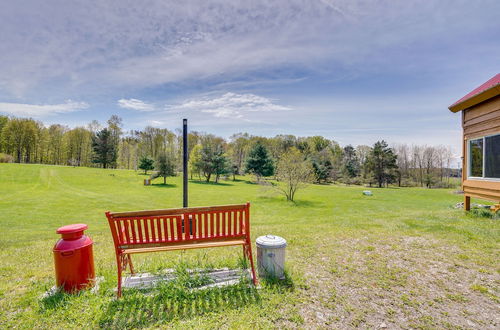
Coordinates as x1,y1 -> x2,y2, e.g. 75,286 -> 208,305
256,235 -> 287,249
57,223 -> 88,235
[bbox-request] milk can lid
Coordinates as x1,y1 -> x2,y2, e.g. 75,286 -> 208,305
56,223 -> 88,235
256,235 -> 287,249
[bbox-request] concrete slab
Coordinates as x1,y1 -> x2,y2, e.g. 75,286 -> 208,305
121,268 -> 251,291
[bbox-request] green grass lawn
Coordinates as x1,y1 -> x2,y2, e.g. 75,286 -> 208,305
0,163 -> 498,328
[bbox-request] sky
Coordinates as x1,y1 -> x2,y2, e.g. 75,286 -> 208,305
0,0 -> 499,159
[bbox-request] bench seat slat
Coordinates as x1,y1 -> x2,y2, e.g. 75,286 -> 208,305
118,234 -> 246,247
121,239 -> 246,254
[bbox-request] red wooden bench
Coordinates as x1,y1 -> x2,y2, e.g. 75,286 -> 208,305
106,203 -> 257,297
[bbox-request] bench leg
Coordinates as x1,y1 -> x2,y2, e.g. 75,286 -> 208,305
116,254 -> 123,298
128,255 -> 135,274
242,245 -> 246,263
245,242 -> 258,286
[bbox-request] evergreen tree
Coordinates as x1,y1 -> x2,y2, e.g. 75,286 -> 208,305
196,135 -> 229,183
155,153 -> 175,184
312,158 -> 333,183
342,145 -> 360,183
212,145 -> 229,183
366,140 -> 398,188
245,142 -> 275,179
199,142 -> 229,183
200,143 -> 215,182
91,128 -> 117,168
139,156 -> 154,174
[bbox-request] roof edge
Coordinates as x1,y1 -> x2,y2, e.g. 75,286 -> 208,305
448,84 -> 500,112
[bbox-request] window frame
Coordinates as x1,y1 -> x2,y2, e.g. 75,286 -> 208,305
467,133 -> 500,181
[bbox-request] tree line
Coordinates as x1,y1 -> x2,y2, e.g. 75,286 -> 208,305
0,115 -> 457,191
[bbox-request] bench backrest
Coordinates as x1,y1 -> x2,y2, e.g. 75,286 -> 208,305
106,203 -> 250,248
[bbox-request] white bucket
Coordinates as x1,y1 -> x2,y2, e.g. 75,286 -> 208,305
256,235 -> 287,279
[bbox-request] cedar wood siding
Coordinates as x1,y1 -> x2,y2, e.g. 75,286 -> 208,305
462,95 -> 500,202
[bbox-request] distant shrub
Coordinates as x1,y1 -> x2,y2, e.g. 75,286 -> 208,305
0,153 -> 13,163
433,181 -> 459,189
398,179 -> 415,187
340,177 -> 362,186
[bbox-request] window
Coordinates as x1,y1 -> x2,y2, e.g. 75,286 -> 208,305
485,134 -> 500,178
469,138 -> 483,177
468,134 -> 500,179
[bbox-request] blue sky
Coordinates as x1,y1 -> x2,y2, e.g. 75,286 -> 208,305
0,0 -> 499,157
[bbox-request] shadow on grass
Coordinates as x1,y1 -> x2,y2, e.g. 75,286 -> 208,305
98,282 -> 260,328
189,180 -> 233,186
256,195 -> 324,208
39,289 -> 82,311
151,183 -> 178,188
40,291 -> 75,312
260,271 -> 295,294
243,178 -> 275,185
362,185 -> 401,190
292,199 -> 325,208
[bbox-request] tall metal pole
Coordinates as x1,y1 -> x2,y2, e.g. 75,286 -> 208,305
183,119 -> 188,208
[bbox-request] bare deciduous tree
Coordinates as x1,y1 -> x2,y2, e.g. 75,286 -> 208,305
275,147 -> 313,201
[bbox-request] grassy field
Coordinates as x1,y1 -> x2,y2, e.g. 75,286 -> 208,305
0,163 -> 498,329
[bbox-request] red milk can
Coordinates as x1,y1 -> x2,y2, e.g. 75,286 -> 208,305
53,224 -> 95,293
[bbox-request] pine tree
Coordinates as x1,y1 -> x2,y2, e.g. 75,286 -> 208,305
200,143 -> 215,182
139,156 -> 154,174
342,145 -> 360,183
312,158 -> 332,183
199,142 -> 229,183
91,128 -> 117,169
155,153 -> 175,184
245,142 -> 275,179
366,140 -> 398,188
212,145 -> 229,183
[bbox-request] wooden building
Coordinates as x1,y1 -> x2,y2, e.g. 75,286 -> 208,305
449,73 -> 500,211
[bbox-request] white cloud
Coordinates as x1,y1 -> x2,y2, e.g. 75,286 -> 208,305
0,100 -> 88,117
117,98 -> 155,111
171,92 -> 291,118
1,1 -> 497,97
149,120 -> 163,126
